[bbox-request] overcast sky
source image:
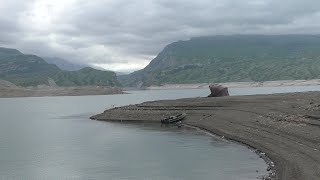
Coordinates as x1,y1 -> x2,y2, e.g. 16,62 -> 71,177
1,0 -> 320,72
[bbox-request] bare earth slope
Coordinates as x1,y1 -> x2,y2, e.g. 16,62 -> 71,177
91,92 -> 320,180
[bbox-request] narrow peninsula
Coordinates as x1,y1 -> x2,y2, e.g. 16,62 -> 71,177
91,91 -> 320,180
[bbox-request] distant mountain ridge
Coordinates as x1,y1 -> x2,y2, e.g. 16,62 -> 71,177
43,57 -> 85,71
119,35 -> 320,87
0,47 -> 60,75
0,47 -> 120,87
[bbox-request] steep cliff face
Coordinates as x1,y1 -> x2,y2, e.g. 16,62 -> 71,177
0,47 -> 121,87
119,35 -> 320,87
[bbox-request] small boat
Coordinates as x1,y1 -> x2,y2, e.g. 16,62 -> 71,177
161,113 -> 186,124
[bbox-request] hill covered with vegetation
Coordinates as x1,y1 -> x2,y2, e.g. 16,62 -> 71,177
119,35 -> 320,87
0,47 -> 120,87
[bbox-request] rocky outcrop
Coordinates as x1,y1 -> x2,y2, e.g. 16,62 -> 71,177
207,84 -> 229,97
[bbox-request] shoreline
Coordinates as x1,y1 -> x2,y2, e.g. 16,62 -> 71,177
0,86 -> 124,98
146,79 -> 320,90
182,123 -> 275,179
91,92 -> 320,180
93,119 -> 272,179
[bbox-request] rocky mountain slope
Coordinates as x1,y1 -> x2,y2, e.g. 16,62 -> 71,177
119,35 -> 320,87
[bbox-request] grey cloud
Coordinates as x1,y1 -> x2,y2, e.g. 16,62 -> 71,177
0,0 -> 320,72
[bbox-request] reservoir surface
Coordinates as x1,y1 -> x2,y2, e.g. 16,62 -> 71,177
1,85 -> 320,179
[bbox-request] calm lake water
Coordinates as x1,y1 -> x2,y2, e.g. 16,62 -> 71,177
1,85 -> 320,179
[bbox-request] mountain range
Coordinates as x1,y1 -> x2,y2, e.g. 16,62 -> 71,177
2,35 -> 320,88
0,47 -> 120,87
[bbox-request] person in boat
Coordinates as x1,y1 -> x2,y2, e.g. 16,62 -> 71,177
207,84 -> 229,97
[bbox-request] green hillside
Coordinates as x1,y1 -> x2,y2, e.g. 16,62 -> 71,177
52,67 -> 120,87
119,35 -> 320,87
0,47 -> 120,87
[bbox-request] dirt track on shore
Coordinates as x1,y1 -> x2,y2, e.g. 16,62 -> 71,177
91,92 -> 320,180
